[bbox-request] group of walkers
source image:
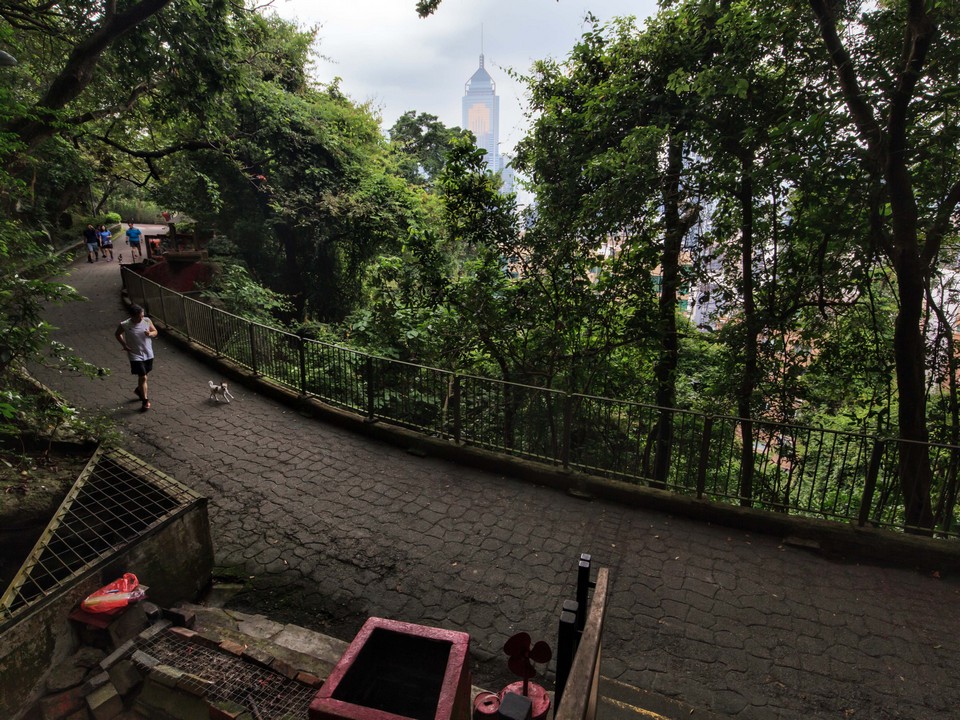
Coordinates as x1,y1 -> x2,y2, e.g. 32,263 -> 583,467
83,221 -> 145,263
80,220 -> 159,411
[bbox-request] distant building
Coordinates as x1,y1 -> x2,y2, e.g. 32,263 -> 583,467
462,54 -> 514,194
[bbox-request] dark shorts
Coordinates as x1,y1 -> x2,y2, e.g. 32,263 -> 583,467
102,240 -> 113,248
129,239 -> 141,246
129,359 -> 154,376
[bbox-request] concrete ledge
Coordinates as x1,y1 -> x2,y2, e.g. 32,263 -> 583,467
175,602 -> 345,681
142,305 -> 960,576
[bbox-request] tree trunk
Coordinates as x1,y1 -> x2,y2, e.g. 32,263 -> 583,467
7,0 -> 175,149
808,0 -> 944,530
737,151 -> 758,507
892,252 -> 934,530
652,139 -> 689,489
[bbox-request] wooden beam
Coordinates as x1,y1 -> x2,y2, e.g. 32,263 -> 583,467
555,567 -> 609,720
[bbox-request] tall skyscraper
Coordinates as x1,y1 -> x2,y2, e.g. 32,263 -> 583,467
462,54 -> 513,194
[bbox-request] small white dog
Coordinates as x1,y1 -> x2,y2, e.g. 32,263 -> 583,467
208,380 -> 234,403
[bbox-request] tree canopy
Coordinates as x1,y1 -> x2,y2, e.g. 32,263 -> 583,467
2,0 -> 959,529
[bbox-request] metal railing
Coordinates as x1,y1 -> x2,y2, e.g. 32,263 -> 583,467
123,268 -> 960,538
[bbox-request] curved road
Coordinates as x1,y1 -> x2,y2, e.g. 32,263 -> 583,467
34,251 -> 960,719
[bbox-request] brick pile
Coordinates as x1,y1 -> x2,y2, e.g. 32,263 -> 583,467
31,603 -> 324,720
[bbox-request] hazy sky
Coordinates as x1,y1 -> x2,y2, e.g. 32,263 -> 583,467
270,0 -> 659,153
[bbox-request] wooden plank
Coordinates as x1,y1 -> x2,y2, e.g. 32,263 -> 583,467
555,567 -> 609,720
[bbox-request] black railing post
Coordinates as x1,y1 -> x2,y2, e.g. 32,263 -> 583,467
211,306 -> 221,357
298,335 -> 308,395
859,439 -> 885,527
452,374 -> 462,444
739,418 -> 755,507
576,553 -> 591,633
555,603 -> 578,710
158,288 -> 166,324
366,356 -> 376,421
697,416 -> 714,500
561,392 -> 573,470
248,323 -> 259,376
139,277 -> 150,317
183,297 -> 192,342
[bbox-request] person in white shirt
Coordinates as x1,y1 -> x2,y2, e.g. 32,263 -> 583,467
115,304 -> 158,411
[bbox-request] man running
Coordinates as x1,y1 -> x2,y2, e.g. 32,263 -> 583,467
125,222 -> 144,259
115,304 -> 158,411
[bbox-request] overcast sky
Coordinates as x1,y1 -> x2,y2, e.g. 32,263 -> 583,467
270,0 -> 659,153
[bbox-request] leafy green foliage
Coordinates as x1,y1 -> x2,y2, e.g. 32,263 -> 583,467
133,11 -> 424,324
1,0 -> 958,527
201,262 -> 292,328
389,111 -> 469,186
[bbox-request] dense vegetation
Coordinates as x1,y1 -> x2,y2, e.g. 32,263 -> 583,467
1,0 -> 958,529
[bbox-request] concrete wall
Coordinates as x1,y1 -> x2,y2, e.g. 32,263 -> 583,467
0,500 -> 213,719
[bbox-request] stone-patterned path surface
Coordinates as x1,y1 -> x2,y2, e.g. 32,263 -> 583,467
34,256 -> 960,719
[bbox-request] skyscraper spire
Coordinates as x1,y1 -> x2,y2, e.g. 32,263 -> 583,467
462,43 -> 514,194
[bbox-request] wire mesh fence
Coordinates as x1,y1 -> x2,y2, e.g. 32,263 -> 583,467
0,447 -> 202,623
138,628 -> 316,717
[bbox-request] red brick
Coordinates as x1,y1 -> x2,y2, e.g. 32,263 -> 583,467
193,631 -> 222,649
296,670 -> 323,688
270,658 -> 298,680
68,607 -> 113,630
218,639 -> 246,656
39,686 -> 84,720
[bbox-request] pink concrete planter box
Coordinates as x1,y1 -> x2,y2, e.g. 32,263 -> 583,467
309,617 -> 471,720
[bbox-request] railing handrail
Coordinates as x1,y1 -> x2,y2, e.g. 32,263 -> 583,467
122,267 -> 960,537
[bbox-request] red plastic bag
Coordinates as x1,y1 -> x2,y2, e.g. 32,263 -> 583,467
81,572 -> 146,615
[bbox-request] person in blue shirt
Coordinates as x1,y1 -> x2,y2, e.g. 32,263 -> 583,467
98,224 -> 113,261
125,222 -> 144,259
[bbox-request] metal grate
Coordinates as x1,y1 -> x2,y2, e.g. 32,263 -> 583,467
138,628 -> 317,718
0,447 -> 201,621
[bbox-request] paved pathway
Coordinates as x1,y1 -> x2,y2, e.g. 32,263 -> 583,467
33,254 -> 960,719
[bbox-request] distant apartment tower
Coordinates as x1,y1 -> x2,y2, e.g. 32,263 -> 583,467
462,54 -> 514,194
